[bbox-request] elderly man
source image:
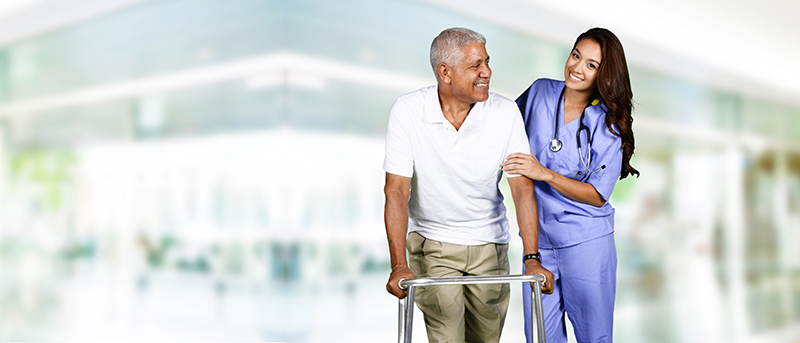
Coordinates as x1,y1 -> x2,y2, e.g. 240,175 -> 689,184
384,27 -> 554,343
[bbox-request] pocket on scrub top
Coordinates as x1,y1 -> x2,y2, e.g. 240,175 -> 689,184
559,148 -> 586,181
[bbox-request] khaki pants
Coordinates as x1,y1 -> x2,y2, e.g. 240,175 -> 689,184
406,232 -> 510,343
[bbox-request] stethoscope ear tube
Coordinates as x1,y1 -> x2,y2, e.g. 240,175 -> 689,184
550,87 -> 566,152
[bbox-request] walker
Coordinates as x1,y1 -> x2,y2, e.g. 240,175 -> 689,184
397,274 -> 547,343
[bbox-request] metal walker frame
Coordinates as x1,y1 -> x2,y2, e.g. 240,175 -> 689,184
397,274 -> 547,343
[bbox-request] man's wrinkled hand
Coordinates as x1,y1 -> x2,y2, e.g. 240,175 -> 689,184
524,260 -> 555,294
386,266 -> 415,298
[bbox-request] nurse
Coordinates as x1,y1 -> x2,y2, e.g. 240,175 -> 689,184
502,28 -> 639,343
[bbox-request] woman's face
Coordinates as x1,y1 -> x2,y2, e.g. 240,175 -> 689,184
564,38 -> 602,93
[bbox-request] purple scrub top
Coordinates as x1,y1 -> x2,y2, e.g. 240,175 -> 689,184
516,78 -> 623,248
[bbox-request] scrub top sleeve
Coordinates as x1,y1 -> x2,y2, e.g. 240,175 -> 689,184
504,105 -> 530,179
586,134 -> 623,201
515,84 -> 533,123
383,99 -> 414,178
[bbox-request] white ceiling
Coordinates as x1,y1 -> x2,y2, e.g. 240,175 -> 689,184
0,0 -> 797,107
0,0 -> 156,46
422,0 -> 800,106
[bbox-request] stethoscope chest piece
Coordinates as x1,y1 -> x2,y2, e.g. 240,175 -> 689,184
549,85 -> 604,181
549,139 -> 562,152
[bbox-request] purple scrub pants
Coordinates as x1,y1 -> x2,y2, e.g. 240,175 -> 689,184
523,233 -> 617,343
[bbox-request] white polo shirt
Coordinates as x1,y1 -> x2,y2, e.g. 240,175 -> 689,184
383,85 -> 530,245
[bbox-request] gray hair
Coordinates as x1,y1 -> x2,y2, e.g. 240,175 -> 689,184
430,27 -> 486,77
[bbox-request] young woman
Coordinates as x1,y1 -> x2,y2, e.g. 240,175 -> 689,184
502,27 -> 639,343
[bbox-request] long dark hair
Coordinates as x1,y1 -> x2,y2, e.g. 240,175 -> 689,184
575,28 -> 639,179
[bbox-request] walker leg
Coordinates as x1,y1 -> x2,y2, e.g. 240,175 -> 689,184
399,286 -> 415,343
398,296 -> 406,343
531,281 -> 546,343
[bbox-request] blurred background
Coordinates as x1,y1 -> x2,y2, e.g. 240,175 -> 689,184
0,0 -> 798,342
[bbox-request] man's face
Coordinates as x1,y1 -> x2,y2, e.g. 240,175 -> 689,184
446,41 -> 492,104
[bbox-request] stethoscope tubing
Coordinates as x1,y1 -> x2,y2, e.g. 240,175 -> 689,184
550,85 -> 604,181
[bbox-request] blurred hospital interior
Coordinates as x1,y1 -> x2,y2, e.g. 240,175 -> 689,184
0,0 -> 799,342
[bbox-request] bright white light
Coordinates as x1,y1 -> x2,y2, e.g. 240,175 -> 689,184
422,0 -> 800,104
0,0 -> 47,17
244,70 -> 329,91
244,72 -> 283,89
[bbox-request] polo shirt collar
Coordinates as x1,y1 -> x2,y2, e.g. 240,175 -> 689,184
424,86 -> 486,125
424,86 -> 444,123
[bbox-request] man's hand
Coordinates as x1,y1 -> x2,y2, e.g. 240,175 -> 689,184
386,266 -> 415,298
524,259 -> 554,294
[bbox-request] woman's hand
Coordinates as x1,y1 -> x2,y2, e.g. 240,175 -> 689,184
505,152 -> 607,207
503,152 -> 553,182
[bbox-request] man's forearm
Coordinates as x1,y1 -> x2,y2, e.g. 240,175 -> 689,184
385,190 -> 410,267
517,197 -> 539,254
383,173 -> 413,298
509,176 -> 539,254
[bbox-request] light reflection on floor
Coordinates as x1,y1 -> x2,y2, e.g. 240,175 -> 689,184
0,260 -> 540,343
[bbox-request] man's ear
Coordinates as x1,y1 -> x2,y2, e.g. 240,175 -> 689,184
437,63 -> 450,84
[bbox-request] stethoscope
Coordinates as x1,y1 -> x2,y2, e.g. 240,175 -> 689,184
550,86 -> 605,181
